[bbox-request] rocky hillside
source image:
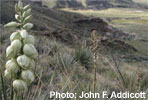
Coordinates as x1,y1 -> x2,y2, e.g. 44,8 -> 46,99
1,1 -> 123,39
1,1 -> 138,54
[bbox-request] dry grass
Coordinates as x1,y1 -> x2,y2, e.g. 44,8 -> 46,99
1,29 -> 148,99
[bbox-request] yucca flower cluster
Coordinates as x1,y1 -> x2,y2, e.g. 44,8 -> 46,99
4,0 -> 38,92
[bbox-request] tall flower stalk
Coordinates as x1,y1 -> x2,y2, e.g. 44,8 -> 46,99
4,0 -> 38,99
91,30 -> 98,93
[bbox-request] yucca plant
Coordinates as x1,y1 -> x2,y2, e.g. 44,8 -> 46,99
3,0 -> 38,100
74,45 -> 92,69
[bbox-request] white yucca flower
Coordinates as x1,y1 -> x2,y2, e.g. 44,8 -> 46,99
23,23 -> 33,30
17,55 -> 30,68
11,39 -> 22,53
21,70 -> 35,84
23,9 -> 31,18
10,31 -> 21,42
24,15 -> 32,23
5,60 -> 19,73
23,4 -> 30,11
20,30 -> 28,39
23,35 -> 35,44
18,0 -> 23,8
4,70 -> 14,79
4,22 -> 19,28
23,44 -> 38,59
13,80 -> 27,92
6,46 -> 16,58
